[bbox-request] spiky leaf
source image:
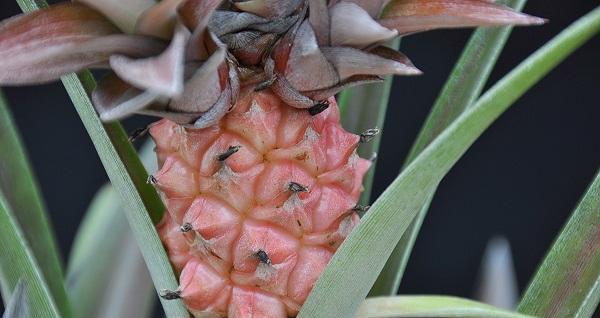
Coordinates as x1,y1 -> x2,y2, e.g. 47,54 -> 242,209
0,92 -> 69,316
518,167 -> 600,318
15,1 -> 190,316
356,295 -> 534,318
3,280 -> 29,318
372,0 -> 533,296
66,141 -> 157,318
299,7 -> 600,318
0,195 -> 61,317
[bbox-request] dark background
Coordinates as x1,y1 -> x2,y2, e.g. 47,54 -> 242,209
1,0 -> 598,312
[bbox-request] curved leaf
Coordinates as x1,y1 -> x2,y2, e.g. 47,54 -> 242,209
380,0 -> 546,35
0,3 -> 164,85
372,0 -> 533,296
0,195 -> 61,317
77,0 -> 155,33
0,92 -> 70,315
518,167 -> 600,318
299,7 -> 600,317
15,1 -> 191,316
356,295 -> 534,318
3,280 -> 29,318
338,39 -> 400,205
66,142 -> 157,318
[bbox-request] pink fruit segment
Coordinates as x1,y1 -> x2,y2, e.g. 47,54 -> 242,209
152,91 -> 370,317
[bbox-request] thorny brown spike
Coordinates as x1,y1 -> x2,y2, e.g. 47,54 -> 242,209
288,181 -> 309,193
254,77 -> 276,92
128,126 -> 150,142
255,249 -> 272,265
180,222 -> 193,233
147,175 -> 157,185
217,145 -> 242,161
308,100 -> 330,116
352,204 -> 371,214
159,289 -> 182,300
360,128 -> 381,143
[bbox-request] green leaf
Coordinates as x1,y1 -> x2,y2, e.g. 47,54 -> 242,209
66,142 -> 157,318
15,1 -> 189,316
517,169 -> 600,318
339,39 -> 400,205
372,0 -> 532,296
356,295 -> 534,318
0,195 -> 61,317
298,7 -> 600,318
3,280 -> 29,318
0,92 -> 70,315
61,69 -> 187,318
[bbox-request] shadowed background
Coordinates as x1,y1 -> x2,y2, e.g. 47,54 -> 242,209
0,0 -> 598,310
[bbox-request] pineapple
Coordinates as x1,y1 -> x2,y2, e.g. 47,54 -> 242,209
0,0 -> 544,317
152,93 -> 369,316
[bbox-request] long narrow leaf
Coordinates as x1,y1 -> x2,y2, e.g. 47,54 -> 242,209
2,280 -> 28,318
66,142 -> 157,318
62,65 -> 188,318
0,93 -> 70,316
298,8 -> 600,318
475,236 -> 519,308
0,92 -> 68,313
339,39 -> 400,205
372,0 -> 532,296
0,195 -> 61,317
66,187 -> 155,318
15,1 -> 189,316
356,295 -> 534,318
517,169 -> 600,318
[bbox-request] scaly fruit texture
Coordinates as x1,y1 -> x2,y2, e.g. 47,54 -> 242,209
152,93 -> 369,317
0,0 -> 544,317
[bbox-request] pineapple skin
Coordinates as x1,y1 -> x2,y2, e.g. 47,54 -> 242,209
151,90 -> 370,317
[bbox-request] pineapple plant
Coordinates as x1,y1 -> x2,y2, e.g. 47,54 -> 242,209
0,1 -> 598,318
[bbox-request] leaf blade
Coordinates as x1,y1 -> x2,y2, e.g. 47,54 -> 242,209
0,92 -> 70,315
356,295 -> 535,318
339,39 -> 400,205
15,1 -> 189,316
517,169 -> 600,318
0,195 -> 61,318
298,7 -> 600,318
3,280 -> 29,318
61,70 -> 189,318
66,142 -> 157,318
372,0 -> 533,296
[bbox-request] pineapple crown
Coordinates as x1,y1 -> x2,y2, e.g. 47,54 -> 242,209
0,0 -> 544,128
